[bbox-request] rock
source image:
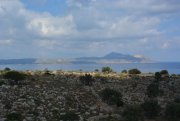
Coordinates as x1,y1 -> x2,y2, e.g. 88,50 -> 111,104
0,118 -> 6,121
85,112 -> 90,116
92,111 -> 96,114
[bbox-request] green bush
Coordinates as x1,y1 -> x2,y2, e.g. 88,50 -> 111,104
95,69 -> 99,72
165,102 -> 180,121
155,72 -> 161,81
141,100 -> 161,119
123,105 -> 144,121
160,70 -> 169,75
44,69 -> 52,75
4,67 -> 11,71
174,97 -> 180,103
102,66 -> 113,73
5,112 -> 23,121
3,71 -> 27,84
60,111 -> 79,121
79,74 -> 94,86
121,70 -> 128,74
146,83 -> 161,98
100,88 -> 123,107
94,75 -> 108,83
128,69 -> 141,74
98,115 -> 122,121
0,80 -> 5,86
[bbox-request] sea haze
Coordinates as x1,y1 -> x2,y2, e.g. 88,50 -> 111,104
0,52 -> 179,74
0,63 -> 179,74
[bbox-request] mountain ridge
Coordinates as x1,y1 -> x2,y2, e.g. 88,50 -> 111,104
75,52 -> 151,64
0,52 -> 152,64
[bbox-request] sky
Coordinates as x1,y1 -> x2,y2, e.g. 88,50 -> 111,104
0,0 -> 180,61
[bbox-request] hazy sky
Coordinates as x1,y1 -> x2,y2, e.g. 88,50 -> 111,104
0,0 -> 180,61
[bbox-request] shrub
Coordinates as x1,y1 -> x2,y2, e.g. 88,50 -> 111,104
102,66 -> 113,73
100,88 -> 123,107
4,67 -> 11,71
0,80 -> 5,86
44,69 -> 52,75
5,112 -> 23,121
79,74 -> 94,86
60,111 -> 79,121
98,115 -> 122,121
128,69 -> 141,74
160,70 -> 169,75
123,105 -> 144,121
3,71 -> 27,84
174,97 -> 180,103
121,69 -> 128,74
171,74 -> 176,77
146,83 -> 160,98
141,100 -> 161,119
165,102 -> 180,121
94,74 -> 108,83
155,72 -> 161,81
95,69 -> 99,72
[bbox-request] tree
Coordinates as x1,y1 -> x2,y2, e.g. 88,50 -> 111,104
165,102 -> 180,121
160,70 -> 169,75
141,99 -> 161,119
123,105 -> 144,121
95,69 -> 99,72
4,67 -> 11,71
102,66 -> 113,73
3,71 -> 27,84
100,88 -> 123,107
79,74 -> 94,86
128,68 -> 141,74
122,69 -> 128,74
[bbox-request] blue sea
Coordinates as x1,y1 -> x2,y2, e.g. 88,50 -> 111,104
0,63 -> 180,74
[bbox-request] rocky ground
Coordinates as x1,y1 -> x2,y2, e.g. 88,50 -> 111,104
0,71 -> 180,121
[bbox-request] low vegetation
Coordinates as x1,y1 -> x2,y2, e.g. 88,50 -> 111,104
100,88 -> 123,107
5,112 -> 23,121
79,74 -> 94,86
123,105 -> 144,121
128,68 -> 141,74
3,71 -> 27,85
165,102 -> 180,121
0,69 -> 179,121
146,83 -> 161,98
102,66 -> 113,73
155,72 -> 162,81
121,69 -> 128,74
59,111 -> 79,121
141,99 -> 161,119
160,70 -> 169,75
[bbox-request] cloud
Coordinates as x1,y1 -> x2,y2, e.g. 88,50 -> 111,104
0,0 -> 179,60
66,0 -> 95,8
109,0 -> 180,16
104,16 -> 161,38
0,39 -> 13,45
161,42 -> 169,49
35,40 -> 60,50
27,15 -> 77,37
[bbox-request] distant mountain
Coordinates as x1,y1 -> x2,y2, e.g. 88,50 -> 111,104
0,58 -> 36,65
75,52 -> 151,63
0,52 -> 152,65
